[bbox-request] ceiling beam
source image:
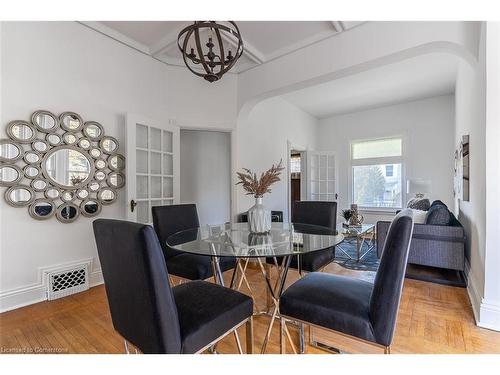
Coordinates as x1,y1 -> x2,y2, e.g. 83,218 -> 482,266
220,32 -> 265,64
149,30 -> 180,57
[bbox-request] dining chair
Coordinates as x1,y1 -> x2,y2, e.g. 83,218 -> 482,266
279,209 -> 414,354
152,204 -> 236,283
93,219 -> 253,354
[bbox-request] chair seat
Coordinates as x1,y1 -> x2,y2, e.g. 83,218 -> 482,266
280,272 -> 376,343
167,254 -> 236,281
266,247 -> 335,272
173,281 -> 253,353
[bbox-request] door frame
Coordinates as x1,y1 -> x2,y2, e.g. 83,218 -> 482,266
287,140 -> 308,223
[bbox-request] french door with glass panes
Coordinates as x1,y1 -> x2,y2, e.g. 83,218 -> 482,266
307,151 -> 338,201
126,115 -> 179,224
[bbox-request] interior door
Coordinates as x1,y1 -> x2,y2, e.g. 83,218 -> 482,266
126,114 -> 180,224
307,151 -> 338,201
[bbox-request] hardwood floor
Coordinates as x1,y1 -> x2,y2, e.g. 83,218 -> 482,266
1,262 -> 499,354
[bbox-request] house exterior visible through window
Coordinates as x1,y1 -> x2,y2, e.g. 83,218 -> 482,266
351,137 -> 403,209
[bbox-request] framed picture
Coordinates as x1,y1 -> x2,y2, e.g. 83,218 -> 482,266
454,135 -> 470,201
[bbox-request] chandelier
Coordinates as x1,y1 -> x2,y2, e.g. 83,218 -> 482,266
177,21 -> 244,82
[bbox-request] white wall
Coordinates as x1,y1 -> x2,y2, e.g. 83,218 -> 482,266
317,95 -> 455,223
180,130 -> 231,225
0,22 -> 237,311
235,97 -> 318,222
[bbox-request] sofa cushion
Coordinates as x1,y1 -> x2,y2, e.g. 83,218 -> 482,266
407,198 -> 430,211
425,201 -> 451,225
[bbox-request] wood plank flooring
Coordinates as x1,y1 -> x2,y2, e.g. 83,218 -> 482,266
1,262 -> 499,354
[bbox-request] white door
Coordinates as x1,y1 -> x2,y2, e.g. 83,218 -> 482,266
126,114 -> 180,223
307,151 -> 338,201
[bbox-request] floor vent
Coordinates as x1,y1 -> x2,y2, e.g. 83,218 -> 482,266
46,264 -> 89,300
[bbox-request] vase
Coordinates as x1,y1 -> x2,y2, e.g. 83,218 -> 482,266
247,197 -> 271,233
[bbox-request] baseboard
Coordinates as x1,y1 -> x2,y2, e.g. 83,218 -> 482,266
0,259 -> 103,313
465,262 -> 482,324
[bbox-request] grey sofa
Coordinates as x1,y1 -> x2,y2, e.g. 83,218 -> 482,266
377,203 -> 466,272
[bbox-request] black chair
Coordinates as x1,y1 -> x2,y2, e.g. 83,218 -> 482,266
93,219 -> 253,354
279,209 -> 414,354
267,201 -> 338,273
152,204 -> 236,282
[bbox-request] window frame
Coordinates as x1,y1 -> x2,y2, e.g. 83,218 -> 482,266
348,135 -> 406,212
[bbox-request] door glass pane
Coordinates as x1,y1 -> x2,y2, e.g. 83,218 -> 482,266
137,176 -> 148,199
163,131 -> 173,153
151,152 -> 161,174
310,168 -> 318,181
311,155 -> 319,168
320,181 -> 327,194
311,181 -> 319,194
163,154 -> 173,175
163,177 -> 173,198
150,128 -> 162,151
163,199 -> 173,206
327,167 -> 335,179
327,181 -> 334,193
151,176 -> 161,198
136,201 -> 149,224
151,199 -> 163,208
136,124 -> 148,149
319,167 -> 327,180
136,150 -> 148,173
320,155 -> 327,168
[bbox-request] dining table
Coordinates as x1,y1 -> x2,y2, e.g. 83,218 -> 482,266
167,221 -> 344,353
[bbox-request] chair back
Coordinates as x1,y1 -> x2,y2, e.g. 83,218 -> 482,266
93,219 -> 182,353
152,204 -> 200,259
369,209 -> 414,346
292,201 -> 337,230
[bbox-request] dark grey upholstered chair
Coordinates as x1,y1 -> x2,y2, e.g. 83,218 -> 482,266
93,219 -> 253,354
152,204 -> 236,281
279,209 -> 414,354
267,201 -> 337,273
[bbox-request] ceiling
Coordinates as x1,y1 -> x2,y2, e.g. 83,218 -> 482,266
81,21 -> 365,73
282,53 -> 458,118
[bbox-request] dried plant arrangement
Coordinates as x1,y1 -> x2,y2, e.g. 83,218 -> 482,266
236,159 -> 285,197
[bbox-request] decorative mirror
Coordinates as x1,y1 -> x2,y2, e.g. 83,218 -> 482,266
0,110 -> 125,223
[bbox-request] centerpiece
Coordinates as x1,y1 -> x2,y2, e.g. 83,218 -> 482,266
236,160 -> 284,233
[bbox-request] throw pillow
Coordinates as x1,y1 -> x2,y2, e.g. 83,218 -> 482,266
425,202 -> 451,225
407,197 -> 431,211
410,209 -> 427,224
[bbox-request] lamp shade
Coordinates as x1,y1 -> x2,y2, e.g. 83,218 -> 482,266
407,179 -> 432,196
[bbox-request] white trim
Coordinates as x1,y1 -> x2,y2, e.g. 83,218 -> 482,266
466,260 -> 482,324
0,258 -> 103,313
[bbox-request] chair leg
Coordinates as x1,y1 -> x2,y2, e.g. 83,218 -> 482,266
384,346 -> 391,354
280,317 -> 286,354
124,339 -> 130,354
299,322 -> 305,354
246,317 -> 254,354
234,331 -> 243,354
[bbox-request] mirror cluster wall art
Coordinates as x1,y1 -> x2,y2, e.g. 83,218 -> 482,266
0,110 -> 125,223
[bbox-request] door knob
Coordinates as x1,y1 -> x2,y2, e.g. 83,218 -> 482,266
130,199 -> 137,212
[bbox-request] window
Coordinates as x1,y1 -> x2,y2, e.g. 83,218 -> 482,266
351,137 -> 403,209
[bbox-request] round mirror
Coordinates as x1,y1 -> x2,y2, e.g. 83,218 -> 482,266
32,140 -> 48,153
88,181 -> 100,192
60,112 -> 83,132
31,179 -> 47,191
0,140 -> 23,162
24,151 -> 41,164
83,122 -> 104,140
100,136 -> 118,154
32,110 -> 58,133
45,187 -> 60,199
95,171 -> 106,181
61,191 -> 74,202
29,199 -> 55,220
0,165 -> 22,186
56,203 -> 79,223
63,133 -> 78,145
98,188 -> 116,205
46,133 -> 62,146
107,172 -> 125,189
89,148 -> 101,159
95,159 -> 106,170
109,154 -> 125,171
7,121 -> 36,143
24,165 -> 40,178
76,189 -> 89,200
42,146 -> 94,189
5,185 -> 35,207
80,199 -> 101,217
78,138 -> 91,150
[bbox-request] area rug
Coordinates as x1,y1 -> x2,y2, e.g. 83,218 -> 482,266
334,242 -> 466,288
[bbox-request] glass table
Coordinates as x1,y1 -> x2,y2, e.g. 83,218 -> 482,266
336,224 -> 376,262
167,222 -> 344,353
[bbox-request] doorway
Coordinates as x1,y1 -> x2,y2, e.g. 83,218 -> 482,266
289,149 -> 306,219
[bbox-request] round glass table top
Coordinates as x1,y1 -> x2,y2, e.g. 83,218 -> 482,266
167,222 -> 344,258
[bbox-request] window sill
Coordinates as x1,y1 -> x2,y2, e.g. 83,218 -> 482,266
358,208 -> 400,215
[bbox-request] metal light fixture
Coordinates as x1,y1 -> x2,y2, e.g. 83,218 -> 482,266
177,21 -> 244,82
